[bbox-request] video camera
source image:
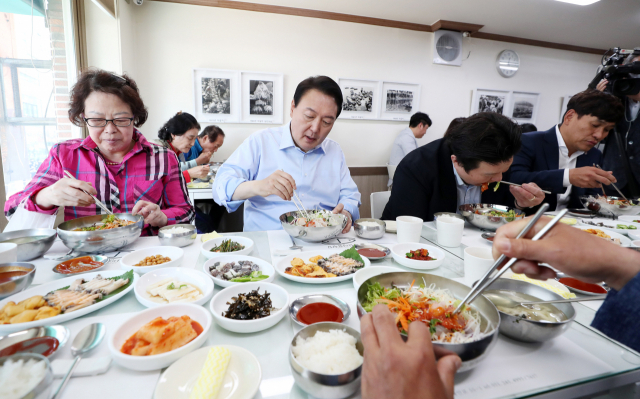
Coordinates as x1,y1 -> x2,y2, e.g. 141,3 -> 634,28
588,47 -> 640,97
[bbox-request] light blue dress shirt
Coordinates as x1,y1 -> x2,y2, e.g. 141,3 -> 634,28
213,124 -> 361,231
388,127 -> 418,186
453,163 -> 481,212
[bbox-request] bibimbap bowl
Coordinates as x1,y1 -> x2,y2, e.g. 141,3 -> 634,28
356,272 -> 500,372
280,211 -> 347,243
57,213 -> 143,253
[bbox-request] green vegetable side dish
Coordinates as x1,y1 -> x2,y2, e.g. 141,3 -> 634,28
362,282 -> 402,312
493,182 -> 500,192
339,245 -> 365,264
211,239 -> 245,253
616,224 -> 637,230
230,271 -> 269,282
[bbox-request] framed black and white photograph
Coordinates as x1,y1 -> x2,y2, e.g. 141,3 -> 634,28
241,71 -> 283,123
380,81 -> 421,121
193,69 -> 240,123
338,78 -> 381,120
470,89 -> 510,116
560,94 -> 572,124
508,91 -> 540,124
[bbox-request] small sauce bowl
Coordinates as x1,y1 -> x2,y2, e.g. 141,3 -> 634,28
289,294 -> 350,327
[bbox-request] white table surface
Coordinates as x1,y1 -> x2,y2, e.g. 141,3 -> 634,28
10,226 -> 640,399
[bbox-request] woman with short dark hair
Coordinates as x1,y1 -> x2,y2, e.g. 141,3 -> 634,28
4,69 -> 194,235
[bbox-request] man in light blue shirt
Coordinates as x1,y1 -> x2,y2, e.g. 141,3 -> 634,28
388,112 -> 431,186
213,76 -> 361,232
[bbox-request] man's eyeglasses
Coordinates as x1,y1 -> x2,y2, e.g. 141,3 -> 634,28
83,117 -> 134,127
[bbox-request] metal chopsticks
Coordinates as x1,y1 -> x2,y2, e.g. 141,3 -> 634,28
453,204 -> 568,314
499,181 -> 552,195
291,190 -> 310,220
593,164 -> 628,202
63,170 -> 113,215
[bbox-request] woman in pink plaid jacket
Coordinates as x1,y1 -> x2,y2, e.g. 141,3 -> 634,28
4,70 -> 194,236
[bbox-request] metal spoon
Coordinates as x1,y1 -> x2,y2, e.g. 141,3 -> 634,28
483,292 -> 607,308
52,323 -> 106,399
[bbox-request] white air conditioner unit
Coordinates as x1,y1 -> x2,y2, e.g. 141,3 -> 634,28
433,30 -> 463,66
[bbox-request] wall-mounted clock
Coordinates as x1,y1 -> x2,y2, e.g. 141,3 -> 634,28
496,50 -> 520,78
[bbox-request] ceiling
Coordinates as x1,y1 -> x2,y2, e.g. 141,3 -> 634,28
227,0 -> 640,51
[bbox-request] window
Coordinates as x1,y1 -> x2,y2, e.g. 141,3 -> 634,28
0,1 -> 80,202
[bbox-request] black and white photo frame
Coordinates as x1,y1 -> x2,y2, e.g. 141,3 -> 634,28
241,71 -> 284,124
471,88 -> 510,116
338,78 -> 381,120
508,91 -> 540,124
471,89 -> 541,124
380,81 -> 421,121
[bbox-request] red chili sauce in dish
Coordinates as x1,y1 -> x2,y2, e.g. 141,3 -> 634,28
406,249 -> 435,261
297,303 -> 344,325
0,270 -> 30,284
0,337 -> 59,357
558,277 -> 607,294
55,256 -> 103,274
357,248 -> 386,258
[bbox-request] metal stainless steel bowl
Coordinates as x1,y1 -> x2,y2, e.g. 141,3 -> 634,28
0,353 -> 53,399
356,272 -> 500,372
289,294 -> 351,327
158,224 -> 197,247
354,218 -> 385,239
57,213 -> 143,253
289,322 -> 363,399
280,211 -> 346,243
459,204 -> 525,231
0,263 -> 36,299
580,195 -> 640,217
484,278 -> 576,343
0,229 -> 57,261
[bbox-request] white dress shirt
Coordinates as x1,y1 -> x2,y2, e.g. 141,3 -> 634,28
388,127 -> 418,186
213,123 -> 361,231
555,125 -> 584,210
452,163 -> 482,212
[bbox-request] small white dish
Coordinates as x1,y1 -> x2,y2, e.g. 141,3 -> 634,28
153,345 -> 261,399
202,255 -> 275,288
109,303 -> 212,371
134,267 -> 214,308
120,246 -> 184,274
209,282 -> 288,333
384,220 -> 397,233
275,250 -> 371,284
390,243 -> 445,270
353,266 -> 404,291
617,215 -> 640,224
574,227 -> 632,247
201,236 -> 254,259
632,240 -> 640,248
628,231 -> 640,241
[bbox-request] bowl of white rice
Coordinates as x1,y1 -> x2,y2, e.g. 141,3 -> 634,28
289,322 -> 363,399
158,224 -> 197,247
0,353 -> 52,399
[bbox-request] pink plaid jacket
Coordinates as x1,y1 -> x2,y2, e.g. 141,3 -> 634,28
4,131 -> 194,236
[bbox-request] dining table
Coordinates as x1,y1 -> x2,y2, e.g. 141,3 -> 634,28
10,221 -> 640,399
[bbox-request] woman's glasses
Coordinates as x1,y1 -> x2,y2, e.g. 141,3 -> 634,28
84,117 -> 134,127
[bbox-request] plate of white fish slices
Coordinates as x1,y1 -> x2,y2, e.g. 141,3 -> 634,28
275,250 -> 370,284
0,269 -> 138,334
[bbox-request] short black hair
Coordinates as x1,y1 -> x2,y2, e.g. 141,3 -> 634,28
409,112 -> 432,128
199,125 -> 225,142
562,89 -> 624,124
445,112 -> 522,173
443,117 -> 466,138
293,76 -> 343,118
158,112 -> 200,141
520,123 -> 538,133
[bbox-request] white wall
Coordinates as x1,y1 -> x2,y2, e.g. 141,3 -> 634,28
99,1 -> 600,166
84,0 -> 120,74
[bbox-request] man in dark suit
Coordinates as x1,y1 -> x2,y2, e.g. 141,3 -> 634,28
510,90 -> 624,211
382,113 -> 545,221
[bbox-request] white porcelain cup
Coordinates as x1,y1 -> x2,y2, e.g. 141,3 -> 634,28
396,216 -> 423,243
464,247 -> 494,286
436,215 -> 464,247
0,243 -> 18,263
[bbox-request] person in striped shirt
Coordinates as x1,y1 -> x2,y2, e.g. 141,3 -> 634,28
4,69 -> 194,236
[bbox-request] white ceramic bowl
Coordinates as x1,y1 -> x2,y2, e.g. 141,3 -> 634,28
200,236 -> 254,259
353,266 -> 405,290
134,267 -> 214,308
209,282 -> 288,333
108,303 -> 212,371
120,246 -> 184,274
202,255 -> 275,288
390,243 -> 445,270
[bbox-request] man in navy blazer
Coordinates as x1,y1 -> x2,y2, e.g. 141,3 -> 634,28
510,90 -> 624,210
